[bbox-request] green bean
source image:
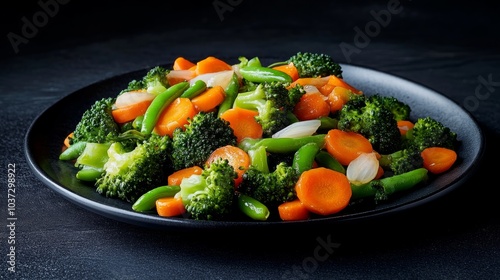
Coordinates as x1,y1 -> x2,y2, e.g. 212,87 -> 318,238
239,134 -> 326,154
217,73 -> 240,117
351,168 -> 429,200
247,146 -> 269,173
132,185 -> 181,212
180,80 -> 207,99
318,116 -> 338,130
292,142 -> 321,175
140,81 -> 190,135
237,194 -> 270,221
239,66 -> 293,84
314,150 -> 345,174
132,115 -> 144,130
59,141 -> 87,161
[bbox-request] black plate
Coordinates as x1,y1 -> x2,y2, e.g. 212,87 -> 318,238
24,64 -> 485,231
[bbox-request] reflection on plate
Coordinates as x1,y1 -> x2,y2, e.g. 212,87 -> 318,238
24,63 -> 485,230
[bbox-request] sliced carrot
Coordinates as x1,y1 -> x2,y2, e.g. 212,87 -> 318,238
154,97 -> 197,137
295,167 -> 352,216
173,57 -> 196,71
272,62 -> 299,82
168,166 -> 203,186
195,56 -> 233,75
375,165 -> 385,180
64,132 -> 74,148
278,199 -> 310,221
205,145 -> 251,187
318,83 -> 335,96
112,99 -> 152,124
326,75 -> 363,94
156,196 -> 186,217
293,92 -> 330,121
220,107 -> 263,143
191,85 -> 226,113
325,129 -> 374,166
327,86 -> 353,113
421,147 -> 457,174
397,120 -> 414,136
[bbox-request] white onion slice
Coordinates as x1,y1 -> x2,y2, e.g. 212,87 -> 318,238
303,85 -> 320,93
271,119 -> 321,138
114,91 -> 155,109
189,70 -> 234,89
166,69 -> 196,83
346,152 -> 379,185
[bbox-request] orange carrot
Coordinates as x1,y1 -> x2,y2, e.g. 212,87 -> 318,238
293,92 -> 330,121
205,145 -> 251,187
397,120 -> 414,136
219,107 -> 263,143
375,165 -> 385,180
155,196 -> 186,217
421,147 -> 457,174
190,86 -> 226,113
195,56 -> 233,75
325,129 -> 373,166
295,167 -> 352,216
173,57 -> 196,71
168,166 -> 203,186
154,97 -> 197,137
64,132 -> 74,148
318,83 -> 335,96
326,75 -> 363,94
278,199 -> 310,221
272,62 -> 299,82
112,100 -> 152,124
327,86 -> 353,113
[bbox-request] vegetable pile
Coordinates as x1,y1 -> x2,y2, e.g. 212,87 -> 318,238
59,52 -> 460,221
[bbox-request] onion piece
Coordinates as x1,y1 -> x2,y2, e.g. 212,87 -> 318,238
189,70 -> 234,89
272,119 -> 321,138
346,152 -> 379,185
166,69 -> 197,84
114,90 -> 155,109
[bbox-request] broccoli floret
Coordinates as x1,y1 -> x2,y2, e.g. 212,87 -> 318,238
337,94 -> 403,154
70,97 -> 120,145
237,162 -> 298,207
368,95 -> 411,121
379,146 -> 424,175
405,116 -> 458,151
178,158 -> 237,220
120,66 -> 170,95
269,52 -> 343,78
95,134 -> 172,203
233,82 -> 299,137
171,111 -> 237,170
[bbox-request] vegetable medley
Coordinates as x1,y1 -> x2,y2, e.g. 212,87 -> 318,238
59,52 -> 460,221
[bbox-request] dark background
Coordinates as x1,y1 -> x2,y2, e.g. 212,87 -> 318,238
1,0 -> 500,279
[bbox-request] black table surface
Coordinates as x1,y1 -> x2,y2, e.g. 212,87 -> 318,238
1,1 -> 500,279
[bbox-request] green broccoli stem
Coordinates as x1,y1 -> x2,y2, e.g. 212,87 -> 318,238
247,146 -> 270,173
350,168 -> 428,201
239,134 -> 326,154
378,150 -> 403,167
